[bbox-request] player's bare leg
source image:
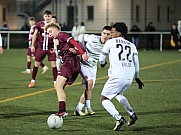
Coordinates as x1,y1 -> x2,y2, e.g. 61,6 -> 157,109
75,79 -> 95,115
30,56 -> 49,74
56,75 -> 68,117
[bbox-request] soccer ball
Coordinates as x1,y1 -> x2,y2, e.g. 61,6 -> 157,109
47,114 -> 63,129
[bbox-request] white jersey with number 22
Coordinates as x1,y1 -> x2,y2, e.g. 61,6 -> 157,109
101,37 -> 138,79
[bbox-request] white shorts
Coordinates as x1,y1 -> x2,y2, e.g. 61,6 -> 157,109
81,65 -> 97,87
101,78 -> 132,100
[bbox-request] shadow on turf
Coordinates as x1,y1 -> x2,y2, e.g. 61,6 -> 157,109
0,106 -> 106,120
137,107 -> 181,115
1,107 -> 181,121
0,111 -> 56,119
130,124 -> 181,132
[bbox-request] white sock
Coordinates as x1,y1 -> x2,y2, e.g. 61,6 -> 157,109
102,99 -> 121,120
115,94 -> 134,116
76,102 -> 85,111
43,66 -> 47,70
31,80 -> 35,83
85,100 -> 91,108
56,58 -> 61,71
27,69 -> 31,72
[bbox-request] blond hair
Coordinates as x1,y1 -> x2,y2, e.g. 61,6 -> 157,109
45,22 -> 60,31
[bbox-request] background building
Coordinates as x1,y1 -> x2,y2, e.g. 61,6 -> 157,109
0,0 -> 181,31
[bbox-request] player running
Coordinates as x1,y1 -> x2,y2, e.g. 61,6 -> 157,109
99,22 -> 144,131
28,10 -> 57,88
74,26 -> 111,116
45,22 -> 88,117
22,17 -> 48,74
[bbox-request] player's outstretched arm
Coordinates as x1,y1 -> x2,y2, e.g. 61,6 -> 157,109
69,38 -> 88,61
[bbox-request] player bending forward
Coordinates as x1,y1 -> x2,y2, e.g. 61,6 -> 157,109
74,26 -> 111,116
45,22 -> 88,117
99,22 -> 144,131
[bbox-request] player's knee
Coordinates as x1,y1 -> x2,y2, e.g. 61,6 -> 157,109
100,95 -> 108,102
51,61 -> 56,67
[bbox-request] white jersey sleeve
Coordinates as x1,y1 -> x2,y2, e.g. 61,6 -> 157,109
102,37 -> 139,79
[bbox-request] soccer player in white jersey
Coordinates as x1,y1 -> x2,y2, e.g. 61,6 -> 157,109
99,22 -> 144,131
74,26 -> 111,116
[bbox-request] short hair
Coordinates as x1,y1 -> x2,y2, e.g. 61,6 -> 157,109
29,17 -> 35,21
45,22 -> 60,31
43,10 -> 52,15
52,16 -> 57,19
102,26 -> 111,31
81,22 -> 85,26
112,22 -> 128,37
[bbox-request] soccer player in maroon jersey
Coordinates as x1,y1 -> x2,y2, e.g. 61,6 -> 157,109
22,17 -> 48,74
45,22 -> 88,117
28,10 -> 57,88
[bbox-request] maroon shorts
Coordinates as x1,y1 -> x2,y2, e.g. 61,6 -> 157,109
27,48 -> 35,57
35,48 -> 56,62
58,58 -> 81,85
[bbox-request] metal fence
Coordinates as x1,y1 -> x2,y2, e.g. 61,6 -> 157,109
0,31 -> 170,51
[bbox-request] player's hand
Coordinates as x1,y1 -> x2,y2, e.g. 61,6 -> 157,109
135,78 -> 144,89
81,53 -> 88,61
100,61 -> 107,68
0,47 -> 3,54
31,46 -> 35,52
69,48 -> 77,54
50,48 -> 55,53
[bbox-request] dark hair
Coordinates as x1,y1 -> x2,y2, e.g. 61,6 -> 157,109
29,17 -> 35,21
112,22 -> 128,37
52,16 -> 57,19
43,10 -> 52,15
102,26 -> 112,31
81,22 -> 85,26
148,22 -> 153,25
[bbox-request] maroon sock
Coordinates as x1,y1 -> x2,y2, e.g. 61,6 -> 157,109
32,66 -> 38,80
52,67 -> 58,81
27,62 -> 31,69
40,62 -> 45,68
58,101 -> 66,112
